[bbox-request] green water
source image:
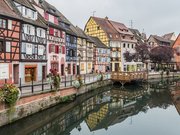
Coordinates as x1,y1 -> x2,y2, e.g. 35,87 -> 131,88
1,79 -> 180,135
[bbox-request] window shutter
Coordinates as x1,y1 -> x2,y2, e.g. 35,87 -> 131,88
49,44 -> 52,53
62,46 -> 65,54
54,16 -> 58,24
55,45 -> 59,54
44,12 -> 49,20
49,28 -> 54,35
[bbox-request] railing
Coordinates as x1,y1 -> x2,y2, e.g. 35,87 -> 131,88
111,71 -> 147,82
7,73 -> 111,96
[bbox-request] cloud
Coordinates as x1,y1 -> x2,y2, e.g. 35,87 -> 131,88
47,0 -> 180,36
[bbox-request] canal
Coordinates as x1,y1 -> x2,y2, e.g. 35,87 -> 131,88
1,79 -> 180,135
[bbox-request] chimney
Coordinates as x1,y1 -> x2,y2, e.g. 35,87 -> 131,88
105,16 -> 108,20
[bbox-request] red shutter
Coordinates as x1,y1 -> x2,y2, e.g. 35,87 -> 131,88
49,28 -> 54,35
54,16 -> 58,24
62,46 -> 66,54
49,44 -> 52,53
44,12 -> 49,20
55,45 -> 59,54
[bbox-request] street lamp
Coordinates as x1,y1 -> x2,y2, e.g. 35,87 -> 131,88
78,53 -> 82,75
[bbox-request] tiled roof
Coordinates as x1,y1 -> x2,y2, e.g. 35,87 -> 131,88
91,16 -> 136,41
162,32 -> 174,40
41,1 -> 59,17
14,0 -> 35,10
90,36 -> 108,48
8,0 -> 47,28
153,35 -> 171,43
0,0 -> 20,19
92,16 -> 118,38
129,28 -> 146,44
109,20 -> 133,35
75,26 -> 88,39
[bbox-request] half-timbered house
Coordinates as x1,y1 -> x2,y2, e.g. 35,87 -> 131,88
30,0 -> 66,76
0,0 -> 21,84
90,36 -> 110,73
10,0 -> 47,83
85,16 -> 139,72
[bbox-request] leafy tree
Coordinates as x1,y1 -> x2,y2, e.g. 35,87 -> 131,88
150,46 -> 174,64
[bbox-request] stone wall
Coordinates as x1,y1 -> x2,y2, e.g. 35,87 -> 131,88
0,79 -> 112,127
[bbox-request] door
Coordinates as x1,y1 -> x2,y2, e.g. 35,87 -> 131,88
73,64 -> 76,75
42,66 -> 46,80
61,64 -> 64,76
13,64 -> 19,84
115,63 -> 119,72
77,65 -> 80,75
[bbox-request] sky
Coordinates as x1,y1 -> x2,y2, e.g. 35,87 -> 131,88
46,0 -> 180,37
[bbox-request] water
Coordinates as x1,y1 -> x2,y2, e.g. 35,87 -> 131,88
1,79 -> 180,135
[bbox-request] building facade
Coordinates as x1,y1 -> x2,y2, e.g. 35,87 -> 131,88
85,16 -> 138,72
30,0 -> 66,76
12,0 -> 47,83
0,0 -> 21,84
91,37 -> 110,73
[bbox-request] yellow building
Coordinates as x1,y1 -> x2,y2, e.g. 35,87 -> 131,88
85,16 -> 138,72
86,104 -> 109,131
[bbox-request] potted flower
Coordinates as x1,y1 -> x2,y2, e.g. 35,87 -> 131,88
47,69 -> 61,91
0,84 -> 21,106
72,75 -> 83,89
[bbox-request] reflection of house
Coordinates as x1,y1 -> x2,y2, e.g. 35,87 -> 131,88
171,90 -> 180,115
85,89 -> 146,131
0,0 -> 21,84
84,16 -> 138,72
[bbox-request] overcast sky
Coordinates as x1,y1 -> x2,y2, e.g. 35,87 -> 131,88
47,0 -> 180,37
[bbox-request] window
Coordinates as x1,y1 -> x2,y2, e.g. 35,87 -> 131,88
0,41 -> 3,52
0,19 -> 6,28
8,20 -> 12,30
123,43 -> 126,48
128,44 -> 129,48
132,44 -> 134,48
49,44 -> 55,53
86,28 -> 89,32
97,26 -> 100,30
44,12 -> 49,20
49,28 -> 54,35
6,42 -> 11,52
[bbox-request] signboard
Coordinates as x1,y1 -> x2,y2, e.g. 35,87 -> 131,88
0,64 -> 9,79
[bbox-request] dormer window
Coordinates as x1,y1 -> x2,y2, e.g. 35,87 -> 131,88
14,2 -> 37,20
97,26 -> 100,30
0,19 -> 6,28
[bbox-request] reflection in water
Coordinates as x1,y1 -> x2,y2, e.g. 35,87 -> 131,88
1,79 -> 180,135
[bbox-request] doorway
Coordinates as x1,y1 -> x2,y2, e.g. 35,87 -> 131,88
61,64 -> 64,76
115,63 -> 119,72
13,64 -> 19,84
42,66 -> 46,80
73,64 -> 76,75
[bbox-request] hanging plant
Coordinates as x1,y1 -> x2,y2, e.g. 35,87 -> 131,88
97,72 -> 104,81
47,69 -> 61,91
0,84 -> 21,106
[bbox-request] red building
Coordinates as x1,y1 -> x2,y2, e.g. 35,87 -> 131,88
0,0 -> 21,84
